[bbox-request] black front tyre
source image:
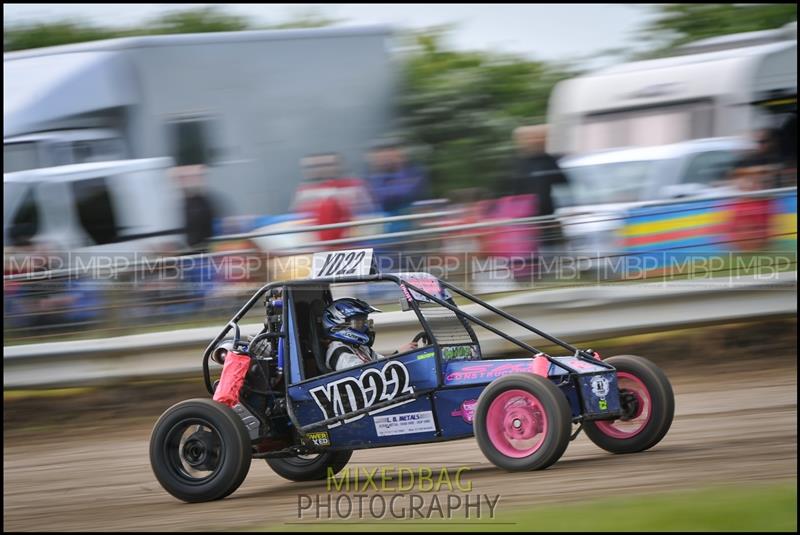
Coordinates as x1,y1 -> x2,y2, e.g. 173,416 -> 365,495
150,398 -> 252,503
583,355 -> 675,454
266,450 -> 352,482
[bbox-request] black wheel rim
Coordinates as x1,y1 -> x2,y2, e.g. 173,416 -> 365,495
619,389 -> 642,421
163,417 -> 225,485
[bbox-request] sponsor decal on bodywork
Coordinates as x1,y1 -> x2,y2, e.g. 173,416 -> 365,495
591,375 -> 611,411
397,273 -> 447,303
309,361 -> 414,428
373,411 -> 436,436
441,345 -> 478,361
444,361 -> 534,383
591,376 -> 610,398
451,399 -> 478,423
305,431 -> 331,447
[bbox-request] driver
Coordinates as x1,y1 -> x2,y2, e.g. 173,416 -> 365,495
323,298 -> 420,371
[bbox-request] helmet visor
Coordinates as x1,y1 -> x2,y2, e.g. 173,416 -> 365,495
349,315 -> 368,332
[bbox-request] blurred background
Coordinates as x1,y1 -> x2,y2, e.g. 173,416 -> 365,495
2,4 -> 797,531
3,3 -> 797,343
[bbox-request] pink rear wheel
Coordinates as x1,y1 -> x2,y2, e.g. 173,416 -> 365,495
474,373 -> 571,471
594,372 -> 651,439
583,355 -> 674,454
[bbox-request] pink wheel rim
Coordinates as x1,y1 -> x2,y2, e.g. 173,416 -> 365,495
485,389 -> 548,458
595,372 -> 652,439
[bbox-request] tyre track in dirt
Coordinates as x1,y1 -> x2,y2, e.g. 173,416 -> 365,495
3,358 -> 797,532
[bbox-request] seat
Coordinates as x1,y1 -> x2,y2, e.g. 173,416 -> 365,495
308,299 -> 331,375
292,300 -> 319,380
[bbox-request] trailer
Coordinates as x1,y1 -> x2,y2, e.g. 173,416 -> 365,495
546,23 -> 797,157
3,25 -> 396,217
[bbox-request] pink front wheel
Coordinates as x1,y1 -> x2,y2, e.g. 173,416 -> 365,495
485,389 -> 550,458
474,374 -> 572,471
583,355 -> 675,454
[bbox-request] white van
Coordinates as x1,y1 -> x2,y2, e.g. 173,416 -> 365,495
3,157 -> 186,254
552,137 -> 755,268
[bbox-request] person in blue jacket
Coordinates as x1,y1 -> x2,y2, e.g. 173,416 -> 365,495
366,138 -> 431,232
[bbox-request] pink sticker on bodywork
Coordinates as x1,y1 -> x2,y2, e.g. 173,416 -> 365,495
451,399 -> 478,423
407,276 -> 440,294
399,274 -> 442,303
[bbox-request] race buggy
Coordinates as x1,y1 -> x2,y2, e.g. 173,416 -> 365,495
150,249 -> 675,503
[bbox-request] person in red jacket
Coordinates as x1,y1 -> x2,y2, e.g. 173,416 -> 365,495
291,153 -> 375,243
725,157 -> 773,252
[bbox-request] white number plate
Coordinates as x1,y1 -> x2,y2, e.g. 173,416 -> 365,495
312,249 -> 374,278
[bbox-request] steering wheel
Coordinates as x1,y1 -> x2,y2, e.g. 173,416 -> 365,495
412,331 -> 430,346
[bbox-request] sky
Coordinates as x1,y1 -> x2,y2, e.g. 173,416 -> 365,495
3,4 -> 661,68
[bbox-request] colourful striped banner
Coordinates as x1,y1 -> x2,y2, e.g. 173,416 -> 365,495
619,193 -> 797,275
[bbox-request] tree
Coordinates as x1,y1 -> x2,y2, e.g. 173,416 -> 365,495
144,7 -> 252,35
637,4 -> 797,57
397,28 -> 578,196
4,19 -> 120,51
262,8 -> 343,30
3,6 -> 339,52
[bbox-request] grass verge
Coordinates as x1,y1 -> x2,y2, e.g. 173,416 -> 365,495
257,480 -> 797,532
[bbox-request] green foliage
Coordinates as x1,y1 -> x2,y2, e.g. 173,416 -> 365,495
637,3 -> 797,58
3,6 -> 337,52
3,19 -> 120,51
144,7 -> 251,35
397,28 -> 577,196
262,8 -> 343,30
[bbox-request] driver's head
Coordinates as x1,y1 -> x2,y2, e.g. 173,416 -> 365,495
323,298 -> 381,347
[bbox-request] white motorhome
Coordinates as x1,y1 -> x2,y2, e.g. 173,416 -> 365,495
546,22 -> 797,157
3,26 -> 396,217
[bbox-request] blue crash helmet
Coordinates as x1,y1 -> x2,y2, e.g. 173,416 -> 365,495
322,298 -> 381,347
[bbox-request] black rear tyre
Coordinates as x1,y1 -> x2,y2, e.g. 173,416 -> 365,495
149,398 -> 252,503
266,450 -> 352,482
583,355 -> 674,454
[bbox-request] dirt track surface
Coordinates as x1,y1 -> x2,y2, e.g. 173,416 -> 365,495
4,356 -> 797,532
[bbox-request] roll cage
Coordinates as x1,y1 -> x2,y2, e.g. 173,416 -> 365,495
202,272 -> 613,397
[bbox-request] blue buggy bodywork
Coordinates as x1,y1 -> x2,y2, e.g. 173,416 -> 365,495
202,269 -> 623,455
151,250 -> 672,503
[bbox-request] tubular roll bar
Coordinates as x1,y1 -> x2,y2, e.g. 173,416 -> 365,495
396,278 -> 614,373
203,273 -> 613,393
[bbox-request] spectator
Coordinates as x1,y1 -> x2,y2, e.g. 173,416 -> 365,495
752,128 -> 781,164
725,156 -> 773,252
747,125 -> 800,189
503,125 -> 569,254
760,117 -> 798,188
172,164 -> 218,253
292,153 -> 374,243
366,139 -> 430,226
505,125 -> 567,217
729,155 -> 775,193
